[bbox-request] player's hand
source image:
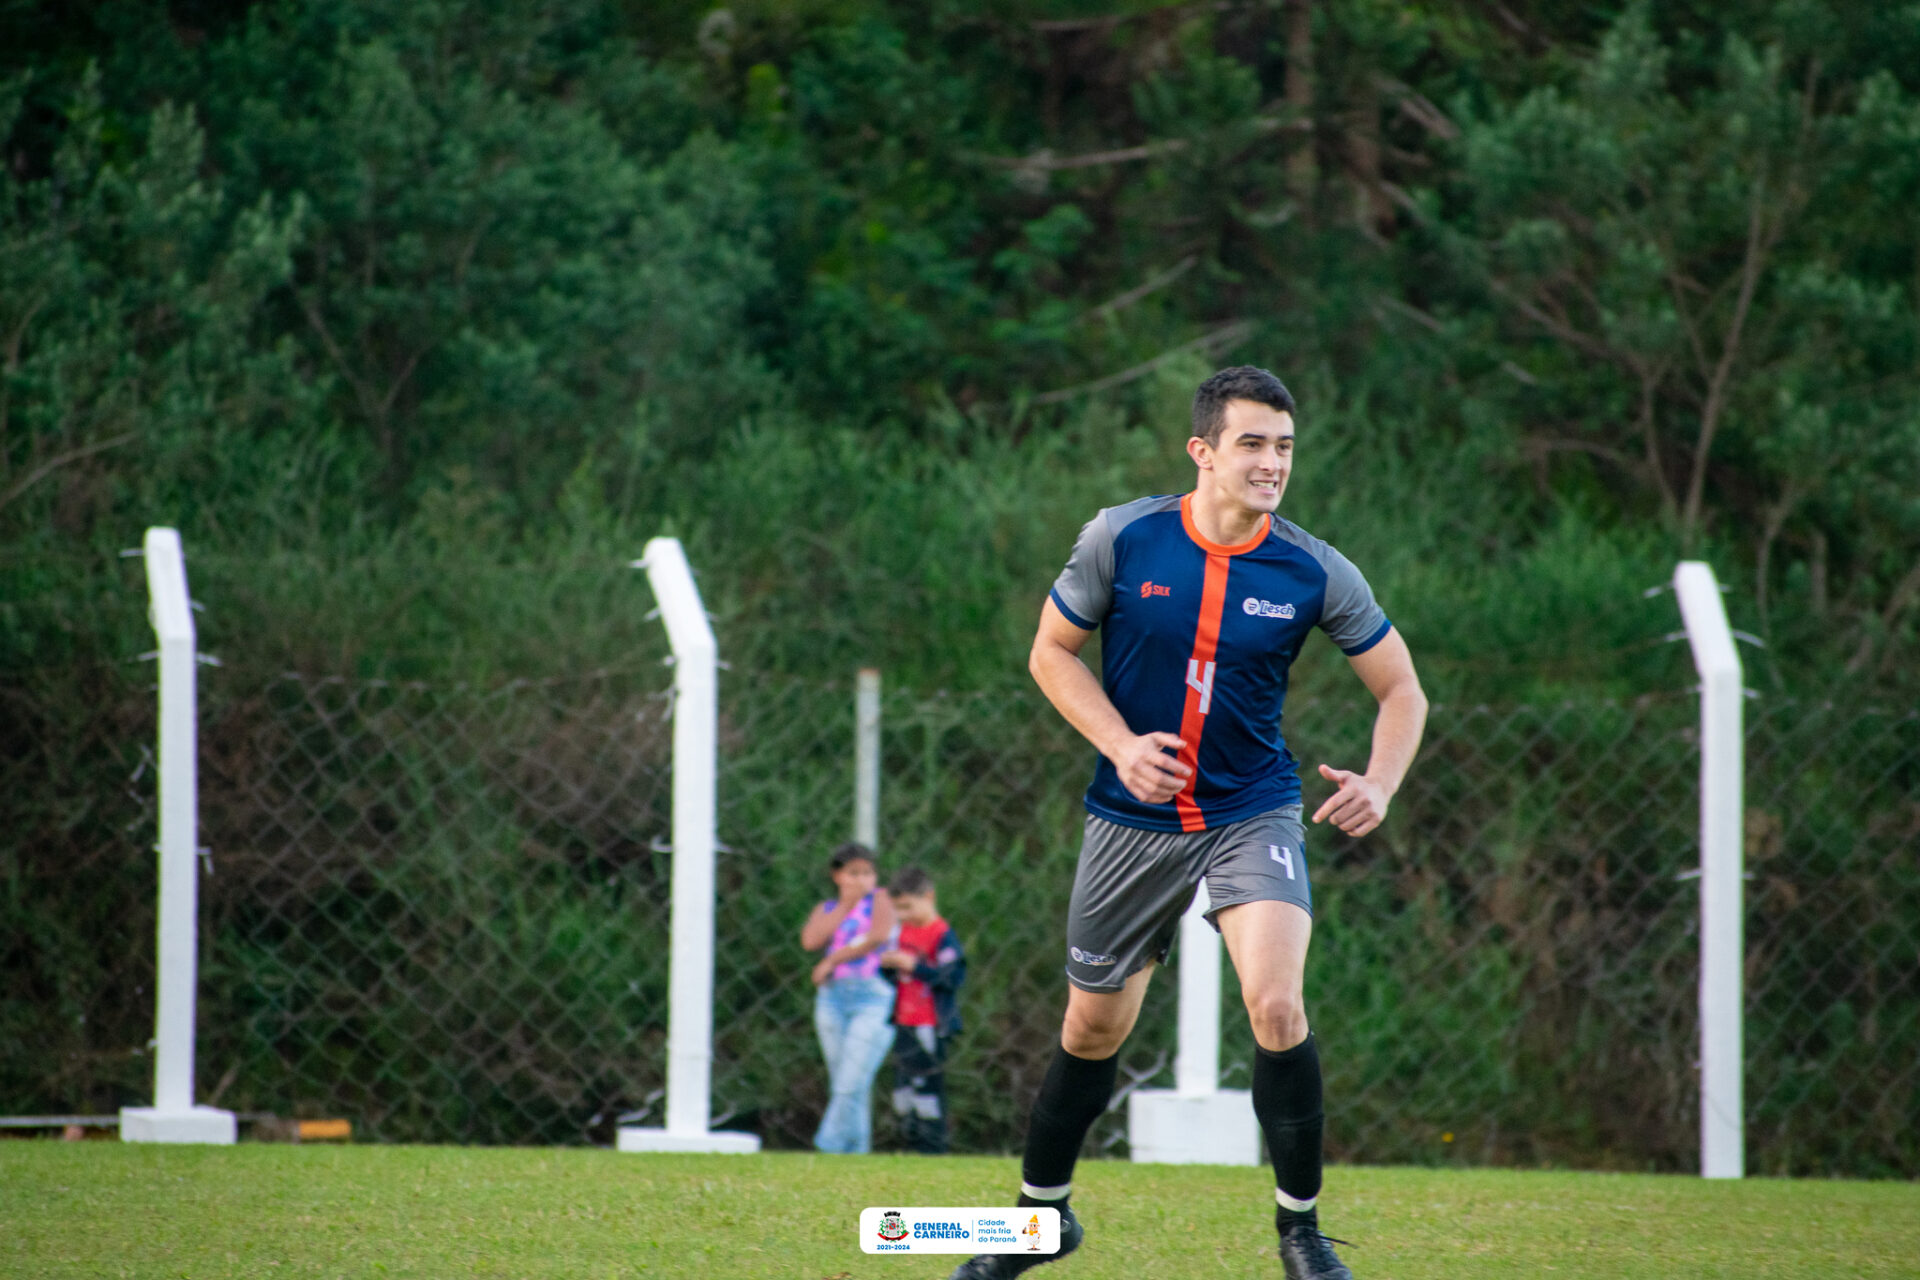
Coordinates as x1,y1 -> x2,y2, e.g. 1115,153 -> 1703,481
879,949 -> 915,972
1110,731 -> 1191,805
1312,763 -> 1390,837
811,957 -> 835,985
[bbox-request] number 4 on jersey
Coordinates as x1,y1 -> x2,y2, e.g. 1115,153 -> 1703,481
1185,659 -> 1216,715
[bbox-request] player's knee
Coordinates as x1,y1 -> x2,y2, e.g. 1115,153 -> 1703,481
1244,989 -> 1307,1050
1061,1007 -> 1130,1057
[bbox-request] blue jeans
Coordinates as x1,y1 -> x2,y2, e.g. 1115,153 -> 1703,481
813,976 -> 895,1153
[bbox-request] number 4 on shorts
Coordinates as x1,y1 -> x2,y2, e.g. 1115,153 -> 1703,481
1268,844 -> 1295,880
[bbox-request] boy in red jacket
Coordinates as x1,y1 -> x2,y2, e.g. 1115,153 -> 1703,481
880,866 -> 967,1154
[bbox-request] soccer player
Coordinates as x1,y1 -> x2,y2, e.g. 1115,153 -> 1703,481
949,366 -> 1427,1280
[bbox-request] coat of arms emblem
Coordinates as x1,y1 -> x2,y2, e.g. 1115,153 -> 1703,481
878,1210 -> 909,1242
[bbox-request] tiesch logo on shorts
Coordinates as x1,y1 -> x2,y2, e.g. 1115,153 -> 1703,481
1242,596 -> 1296,619
1070,946 -> 1117,966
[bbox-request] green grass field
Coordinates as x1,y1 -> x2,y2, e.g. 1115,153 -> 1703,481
2,1144 -> 1915,1279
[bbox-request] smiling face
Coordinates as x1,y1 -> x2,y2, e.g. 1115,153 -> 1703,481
889,889 -> 937,927
1188,398 -> 1295,518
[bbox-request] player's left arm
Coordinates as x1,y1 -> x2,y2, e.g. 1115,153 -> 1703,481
1312,626 -> 1428,838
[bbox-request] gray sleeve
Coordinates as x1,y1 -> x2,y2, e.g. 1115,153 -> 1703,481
1317,546 -> 1392,655
1048,509 -> 1114,629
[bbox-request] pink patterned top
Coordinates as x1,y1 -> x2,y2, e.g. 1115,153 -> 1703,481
825,892 -> 883,981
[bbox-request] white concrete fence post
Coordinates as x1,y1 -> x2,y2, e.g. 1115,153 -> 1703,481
1173,886 -> 1223,1098
1673,560 -> 1746,1179
1127,882 -> 1258,1165
120,527 -> 235,1145
855,668 -> 881,850
619,538 -> 759,1154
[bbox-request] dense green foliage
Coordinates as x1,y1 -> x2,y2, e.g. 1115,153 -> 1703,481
4,0 -> 1918,691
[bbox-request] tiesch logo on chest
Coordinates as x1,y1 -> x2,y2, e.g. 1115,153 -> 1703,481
1242,597 -> 1296,619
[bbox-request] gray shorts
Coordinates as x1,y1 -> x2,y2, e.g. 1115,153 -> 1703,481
1064,805 -> 1311,993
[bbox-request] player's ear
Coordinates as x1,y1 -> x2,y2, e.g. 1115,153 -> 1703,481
1186,435 -> 1213,469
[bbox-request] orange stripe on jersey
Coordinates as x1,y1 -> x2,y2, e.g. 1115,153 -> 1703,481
1173,550 -> 1234,832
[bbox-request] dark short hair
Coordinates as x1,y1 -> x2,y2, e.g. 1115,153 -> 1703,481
889,866 -> 934,896
829,842 -> 876,873
1191,365 -> 1296,446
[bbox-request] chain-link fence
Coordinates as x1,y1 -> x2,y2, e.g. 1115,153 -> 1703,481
4,656 -> 1917,1176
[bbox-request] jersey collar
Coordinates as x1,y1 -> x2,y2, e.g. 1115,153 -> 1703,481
1180,493 -> 1271,556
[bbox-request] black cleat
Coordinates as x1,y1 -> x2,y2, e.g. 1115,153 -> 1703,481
945,1203 -> 1084,1278
1278,1221 -> 1354,1280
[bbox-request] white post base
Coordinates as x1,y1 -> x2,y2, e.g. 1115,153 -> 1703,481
119,1106 -> 236,1145
616,1126 -> 761,1155
1127,1088 -> 1259,1165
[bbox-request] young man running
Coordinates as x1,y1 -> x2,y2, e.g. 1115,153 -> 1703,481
951,366 -> 1427,1280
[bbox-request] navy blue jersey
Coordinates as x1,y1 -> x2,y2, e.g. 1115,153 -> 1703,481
1049,494 -> 1391,832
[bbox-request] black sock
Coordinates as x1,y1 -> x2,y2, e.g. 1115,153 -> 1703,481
1253,1032 -> 1324,1229
1018,1044 -> 1118,1198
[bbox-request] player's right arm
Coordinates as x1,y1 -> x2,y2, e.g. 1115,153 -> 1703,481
1029,597 -> 1190,804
